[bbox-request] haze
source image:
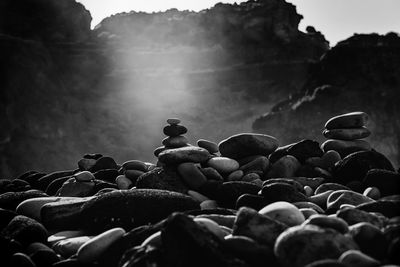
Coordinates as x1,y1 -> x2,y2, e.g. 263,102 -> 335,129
78,0 -> 400,45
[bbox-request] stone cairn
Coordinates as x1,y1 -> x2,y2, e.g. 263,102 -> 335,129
154,118 -> 189,157
1,112 -> 399,267
321,111 -> 371,157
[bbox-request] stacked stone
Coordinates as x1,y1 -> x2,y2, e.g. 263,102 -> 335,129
321,111 -> 372,157
154,118 -> 189,157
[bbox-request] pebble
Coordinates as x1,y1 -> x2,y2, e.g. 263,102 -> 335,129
158,146 -> 211,164
2,215 -> 48,246
48,230 -> 86,245
259,201 -> 305,226
315,183 -> 350,195
304,185 -> 314,197
218,133 -> 279,159
302,214 -> 349,234
260,182 -> 308,203
135,167 -> 189,194
115,175 -> 133,189
321,139 -> 371,156
200,167 -> 224,181
74,171 -> 95,182
77,227 -> 126,263
141,231 -> 162,247
363,187 -> 381,200
124,169 -> 145,183
57,178 -> 95,197
286,139 -> 324,163
326,190 -> 375,211
242,173 -> 260,182
240,156 -> 270,175
333,150 -> 394,184
166,118 -> 181,125
266,155 -> 301,178
320,150 -> 342,170
16,196 -> 78,221
324,111 -> 369,130
122,160 -> 148,172
53,236 -> 92,258
338,250 -> 380,267
178,162 -> 207,190
162,135 -> 189,148
336,207 -> 386,228
236,194 -> 268,210
163,124 -> 188,137
363,169 -> 400,196
197,139 -> 219,154
274,224 -> 359,267
90,156 -> 118,172
200,199 -> 219,210
10,252 -> 36,267
348,222 -> 388,260
309,190 -> 334,209
232,207 -> 288,247
196,214 -> 236,228
292,202 -> 325,214
323,127 -> 371,140
227,170 -> 244,181
207,157 -> 239,173
194,217 -> 227,239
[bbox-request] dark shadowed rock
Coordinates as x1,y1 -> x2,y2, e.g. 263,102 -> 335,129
286,139 -> 323,163
356,200 -> 400,218
161,213 -> 247,267
332,150 -> 394,184
1,215 -> 48,246
0,190 -> 48,210
136,167 -> 189,194
80,189 -> 199,232
363,169 -> 400,196
219,133 -> 279,160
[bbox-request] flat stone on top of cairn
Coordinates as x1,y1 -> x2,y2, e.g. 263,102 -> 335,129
321,111 -> 372,157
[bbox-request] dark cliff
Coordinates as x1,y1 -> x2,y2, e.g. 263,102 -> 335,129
253,33 -> 400,166
1,0 -> 329,177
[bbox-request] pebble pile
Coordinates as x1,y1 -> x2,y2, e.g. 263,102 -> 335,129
0,112 -> 399,267
321,111 -> 372,157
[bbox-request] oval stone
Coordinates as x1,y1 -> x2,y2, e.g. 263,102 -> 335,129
166,118 -> 181,125
259,201 -> 305,226
323,127 -> 371,140
207,157 -> 239,173
322,139 -> 371,156
122,160 -> 147,172
197,139 -> 219,154
77,227 -> 125,263
158,146 -> 211,164
218,133 -> 279,159
162,135 -> 189,148
327,190 -> 375,211
163,124 -> 187,137
227,170 -> 244,181
115,175 -> 132,190
266,155 -> 301,178
324,112 -> 369,130
178,162 -> 207,190
303,214 -> 349,234
274,224 -> 359,267
53,236 -> 92,258
74,171 -> 95,182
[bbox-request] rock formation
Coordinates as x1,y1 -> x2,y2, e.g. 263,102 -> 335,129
253,33 -> 400,166
0,0 -> 328,178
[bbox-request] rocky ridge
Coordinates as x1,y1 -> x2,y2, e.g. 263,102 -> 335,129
254,33 -> 400,166
0,0 -> 329,178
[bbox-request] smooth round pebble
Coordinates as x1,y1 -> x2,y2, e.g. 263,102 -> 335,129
304,185 -> 314,197
48,230 -> 86,245
74,171 -> 95,182
207,157 -> 239,173
194,217 -> 227,239
259,201 -> 305,226
115,175 -> 132,189
200,200 -> 219,210
77,227 -> 126,263
323,127 -> 371,141
177,162 -> 207,190
163,124 -> 187,137
324,111 -> 369,130
300,208 -> 319,219
53,236 -> 92,258
166,118 -> 181,125
122,160 -> 147,172
339,250 -> 380,267
303,214 -> 349,234
162,136 -> 189,148
197,139 -> 219,154
363,187 -> 381,200
242,173 -> 260,182
228,170 -> 244,181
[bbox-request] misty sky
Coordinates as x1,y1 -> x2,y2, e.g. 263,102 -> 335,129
78,0 -> 400,45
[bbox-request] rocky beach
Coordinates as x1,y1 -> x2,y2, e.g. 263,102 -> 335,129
1,112 -> 400,266
1,0 -> 400,266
